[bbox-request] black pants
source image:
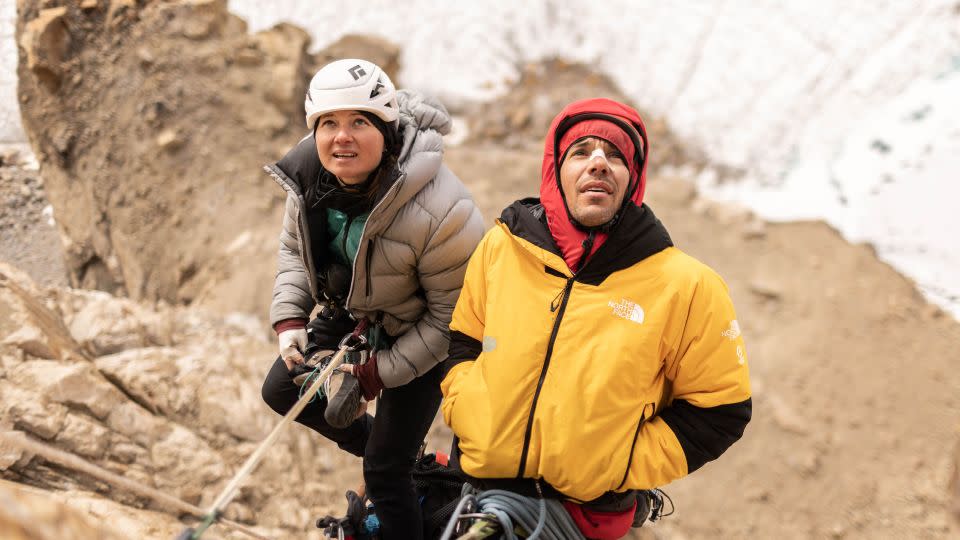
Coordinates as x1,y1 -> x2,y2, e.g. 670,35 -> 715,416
261,317 -> 442,540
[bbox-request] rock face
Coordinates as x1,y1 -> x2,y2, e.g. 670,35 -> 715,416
15,0 -> 400,319
0,262 -> 359,538
0,479 -> 128,540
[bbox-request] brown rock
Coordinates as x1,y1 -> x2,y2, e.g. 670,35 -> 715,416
10,361 -> 123,420
107,0 -> 136,26
94,349 -> 178,415
55,414 -> 110,459
647,176 -> 698,208
0,449 -> 25,471
155,0 -> 228,40
749,278 -> 783,300
509,106 -> 532,129
255,22 -> 311,62
314,34 -> 401,80
105,402 -> 168,447
0,480 -> 129,540
18,7 -> 70,91
9,397 -> 69,440
135,46 -> 155,66
767,393 -> 809,435
742,217 -> 767,239
14,0 -> 309,313
155,129 -> 182,151
0,264 -> 80,361
64,290 -> 174,356
149,425 -> 226,500
240,103 -> 288,134
235,46 -> 263,67
1,323 -> 59,360
107,441 -> 147,465
711,201 -> 754,226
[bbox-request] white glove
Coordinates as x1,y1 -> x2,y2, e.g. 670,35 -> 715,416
278,328 -> 308,370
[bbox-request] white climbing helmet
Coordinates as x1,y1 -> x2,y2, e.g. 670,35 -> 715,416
304,58 -> 399,130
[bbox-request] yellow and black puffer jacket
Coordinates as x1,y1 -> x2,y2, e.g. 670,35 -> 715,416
441,199 -> 752,503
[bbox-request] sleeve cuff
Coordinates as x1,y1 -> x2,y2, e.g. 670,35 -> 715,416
273,318 -> 308,334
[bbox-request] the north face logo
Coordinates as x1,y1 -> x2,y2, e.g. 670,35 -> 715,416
609,298 -> 644,324
722,320 -> 741,340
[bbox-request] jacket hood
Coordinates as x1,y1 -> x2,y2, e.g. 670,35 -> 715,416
540,98 -> 649,270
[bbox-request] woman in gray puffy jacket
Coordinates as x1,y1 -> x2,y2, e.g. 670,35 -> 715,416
260,58 -> 484,539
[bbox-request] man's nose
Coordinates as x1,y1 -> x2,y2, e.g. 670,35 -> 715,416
588,152 -> 609,175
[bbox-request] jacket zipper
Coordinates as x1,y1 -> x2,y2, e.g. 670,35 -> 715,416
516,232 -> 596,479
516,275 -> 575,478
344,178 -> 403,308
365,238 -> 374,297
342,214 -> 355,262
616,402 -> 654,490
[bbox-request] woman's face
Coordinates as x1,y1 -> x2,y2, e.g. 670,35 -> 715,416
314,110 -> 385,185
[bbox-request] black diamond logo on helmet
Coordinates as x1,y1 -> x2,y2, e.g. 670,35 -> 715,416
348,65 -> 366,80
370,77 -> 385,98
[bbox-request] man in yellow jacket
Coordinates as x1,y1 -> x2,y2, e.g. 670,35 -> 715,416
441,98 -> 752,538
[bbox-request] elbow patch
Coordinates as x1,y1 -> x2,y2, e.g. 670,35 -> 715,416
660,398 -> 752,473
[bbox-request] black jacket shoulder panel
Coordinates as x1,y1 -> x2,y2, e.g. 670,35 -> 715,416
500,199 -> 673,284
274,135 -> 322,193
499,198 -> 563,257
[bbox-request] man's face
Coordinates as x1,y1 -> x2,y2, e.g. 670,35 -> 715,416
559,137 -> 631,227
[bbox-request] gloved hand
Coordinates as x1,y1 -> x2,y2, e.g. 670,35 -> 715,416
278,328 -> 308,370
341,357 -> 385,401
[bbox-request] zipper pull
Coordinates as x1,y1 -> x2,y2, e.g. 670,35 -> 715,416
550,277 -> 574,312
576,231 -> 597,272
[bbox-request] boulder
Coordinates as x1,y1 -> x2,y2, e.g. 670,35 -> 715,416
0,264 -> 81,361
18,7 -> 70,91
0,479 -> 128,540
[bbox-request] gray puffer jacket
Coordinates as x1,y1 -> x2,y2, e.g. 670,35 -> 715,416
265,90 -> 485,388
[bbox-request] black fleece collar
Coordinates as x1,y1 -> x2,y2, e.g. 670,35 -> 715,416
500,199 -> 673,286
272,135 -> 398,216
273,136 -> 322,194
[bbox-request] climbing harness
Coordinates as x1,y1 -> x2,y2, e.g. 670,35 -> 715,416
311,447 -> 672,540
439,481 -> 582,540
438,483 -> 673,540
